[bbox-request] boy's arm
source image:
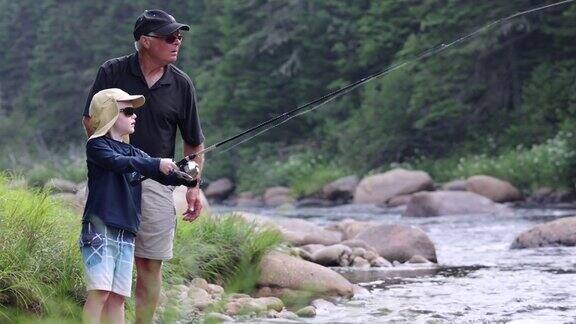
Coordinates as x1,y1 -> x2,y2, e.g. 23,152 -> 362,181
87,138 -> 160,177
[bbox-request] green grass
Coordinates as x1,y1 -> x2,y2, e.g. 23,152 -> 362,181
408,131 -> 576,191
0,174 -> 283,322
236,152 -> 347,197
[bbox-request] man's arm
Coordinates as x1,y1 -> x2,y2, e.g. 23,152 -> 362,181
182,141 -> 204,222
83,116 -> 94,138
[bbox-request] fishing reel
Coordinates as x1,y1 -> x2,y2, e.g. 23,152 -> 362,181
129,160 -> 200,187
171,160 -> 200,187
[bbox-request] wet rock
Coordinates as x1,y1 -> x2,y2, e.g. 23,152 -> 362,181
296,305 -> 317,318
442,179 -> 468,191
206,283 -> 224,296
328,219 -> 377,241
408,255 -> 430,264
321,175 -> 359,203
370,256 -> 392,267
234,191 -> 264,207
364,250 -> 378,262
387,194 -> 413,207
204,177 -> 235,201
465,175 -> 523,202
404,191 -> 512,217
257,296 -> 284,312
353,168 -> 433,204
296,198 -> 334,208
300,244 -> 326,255
186,287 -> 212,310
274,217 -> 342,246
44,178 -> 78,193
235,297 -> 268,314
356,224 -> 437,263
264,186 -> 295,206
258,251 -> 354,297
528,187 -> 576,204
204,312 -> 234,323
277,309 -> 299,320
351,247 -> 366,258
189,278 -> 210,291
352,256 -> 370,269
511,216 -> 576,248
312,244 -> 352,266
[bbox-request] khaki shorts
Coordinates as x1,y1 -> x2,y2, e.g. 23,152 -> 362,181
135,179 -> 176,261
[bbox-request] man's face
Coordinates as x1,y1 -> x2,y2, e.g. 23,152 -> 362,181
144,31 -> 184,64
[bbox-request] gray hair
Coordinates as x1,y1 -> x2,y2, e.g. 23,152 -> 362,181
134,41 -> 140,52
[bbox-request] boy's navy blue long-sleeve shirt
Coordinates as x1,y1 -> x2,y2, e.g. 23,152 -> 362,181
84,136 -> 181,234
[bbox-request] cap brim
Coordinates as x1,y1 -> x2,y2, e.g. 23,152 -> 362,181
153,22 -> 190,36
116,94 -> 145,108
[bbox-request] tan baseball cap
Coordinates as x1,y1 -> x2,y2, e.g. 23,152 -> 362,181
88,88 -> 145,143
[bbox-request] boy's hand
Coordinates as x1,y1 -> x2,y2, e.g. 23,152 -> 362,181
159,159 -> 178,175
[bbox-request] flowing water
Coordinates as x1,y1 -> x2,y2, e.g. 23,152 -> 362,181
214,205 -> 576,323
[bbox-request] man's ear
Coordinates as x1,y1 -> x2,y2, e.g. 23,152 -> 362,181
139,38 -> 150,50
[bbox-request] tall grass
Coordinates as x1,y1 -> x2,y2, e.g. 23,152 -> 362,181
167,215 -> 283,293
0,174 -> 282,322
0,174 -> 84,322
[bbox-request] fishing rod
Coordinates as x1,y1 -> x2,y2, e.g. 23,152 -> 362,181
130,0 -> 575,186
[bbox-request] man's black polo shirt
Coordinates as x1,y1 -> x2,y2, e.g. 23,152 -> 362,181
83,53 -> 204,158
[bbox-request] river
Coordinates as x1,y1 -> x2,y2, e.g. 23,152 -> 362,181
214,204 -> 576,323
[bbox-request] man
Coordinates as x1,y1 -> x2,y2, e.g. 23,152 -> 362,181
82,9 -> 204,323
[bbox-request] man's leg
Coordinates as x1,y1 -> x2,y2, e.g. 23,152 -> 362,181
135,257 -> 163,324
102,292 -> 125,324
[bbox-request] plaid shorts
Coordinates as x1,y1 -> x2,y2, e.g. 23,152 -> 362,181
79,219 -> 135,297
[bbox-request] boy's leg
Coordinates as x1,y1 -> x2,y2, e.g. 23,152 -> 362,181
102,292 -> 125,324
135,257 -> 163,324
83,290 -> 109,324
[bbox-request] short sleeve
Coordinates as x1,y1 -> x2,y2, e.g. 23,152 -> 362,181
178,82 -> 205,146
83,66 -> 110,117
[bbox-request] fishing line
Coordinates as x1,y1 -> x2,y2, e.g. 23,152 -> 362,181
131,0 -> 575,185
213,0 -> 575,156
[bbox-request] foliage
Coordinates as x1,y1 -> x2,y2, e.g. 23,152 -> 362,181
234,150 -> 347,196
410,130 -> 576,190
0,1 -> 575,189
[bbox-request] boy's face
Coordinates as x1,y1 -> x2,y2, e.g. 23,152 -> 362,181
112,101 -> 137,136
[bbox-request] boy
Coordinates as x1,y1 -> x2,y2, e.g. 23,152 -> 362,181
80,88 -> 195,323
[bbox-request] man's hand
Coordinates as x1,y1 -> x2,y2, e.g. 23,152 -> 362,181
183,186 -> 202,222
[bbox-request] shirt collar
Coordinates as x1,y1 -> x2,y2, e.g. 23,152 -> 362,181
129,52 -> 175,87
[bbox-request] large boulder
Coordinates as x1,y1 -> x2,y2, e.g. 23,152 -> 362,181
258,251 -> 354,297
353,168 -> 433,205
442,180 -> 467,191
173,186 -> 210,215
204,178 -> 235,201
264,186 -> 295,206
465,175 -> 523,202
273,217 -> 342,246
44,178 -> 78,194
327,219 -> 378,241
234,191 -> 265,207
355,224 -> 437,263
321,176 -> 359,203
403,191 -> 512,217
511,216 -> 576,249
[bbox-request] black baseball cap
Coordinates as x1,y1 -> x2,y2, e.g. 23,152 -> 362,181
133,9 -> 190,40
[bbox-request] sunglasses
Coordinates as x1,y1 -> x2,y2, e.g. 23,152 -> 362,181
145,33 -> 183,44
119,107 -> 136,117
